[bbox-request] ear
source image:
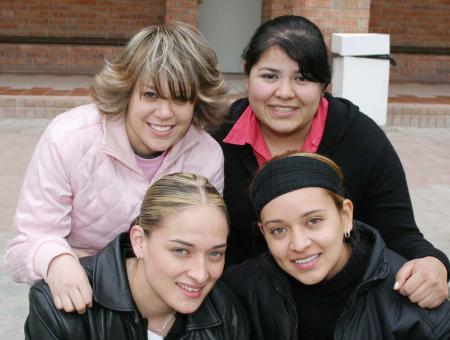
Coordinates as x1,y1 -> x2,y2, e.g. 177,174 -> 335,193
341,199 -> 354,233
129,225 -> 146,258
258,222 -> 266,238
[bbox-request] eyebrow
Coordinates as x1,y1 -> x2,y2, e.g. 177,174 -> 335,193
257,66 -> 301,74
258,66 -> 279,73
169,239 -> 227,249
264,209 -> 326,226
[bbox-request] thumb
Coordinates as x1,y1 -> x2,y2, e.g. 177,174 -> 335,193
394,260 -> 415,291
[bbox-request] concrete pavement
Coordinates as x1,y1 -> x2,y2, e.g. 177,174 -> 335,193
0,118 -> 450,339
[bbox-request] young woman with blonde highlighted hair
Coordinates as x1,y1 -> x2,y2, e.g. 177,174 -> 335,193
6,22 -> 229,315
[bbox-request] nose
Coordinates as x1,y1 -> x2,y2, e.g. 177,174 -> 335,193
155,99 -> 173,120
275,78 -> 294,99
289,227 -> 312,253
187,257 -> 210,283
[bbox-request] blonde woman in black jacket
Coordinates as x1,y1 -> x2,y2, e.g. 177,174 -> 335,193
224,153 -> 450,340
26,173 -> 249,340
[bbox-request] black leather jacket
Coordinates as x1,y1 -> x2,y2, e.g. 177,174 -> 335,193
25,233 -> 249,340
224,222 -> 450,340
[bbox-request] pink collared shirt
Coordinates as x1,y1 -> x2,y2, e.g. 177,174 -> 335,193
224,97 -> 329,166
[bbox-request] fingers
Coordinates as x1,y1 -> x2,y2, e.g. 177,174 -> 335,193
79,279 -> 93,309
394,260 -> 415,294
394,257 -> 449,309
397,266 -> 425,297
415,292 -> 446,309
60,292 -> 77,313
52,294 -> 63,310
72,288 -> 89,314
54,287 -> 91,314
46,254 -> 93,314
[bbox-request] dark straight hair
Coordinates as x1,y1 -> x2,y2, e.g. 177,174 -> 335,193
242,15 -> 331,87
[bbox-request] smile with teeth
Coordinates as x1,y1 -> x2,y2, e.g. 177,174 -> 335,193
176,283 -> 202,292
271,106 -> 296,113
294,254 -> 319,264
148,123 -> 173,132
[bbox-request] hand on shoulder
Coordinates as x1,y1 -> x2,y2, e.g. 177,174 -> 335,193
46,253 -> 93,314
394,256 -> 448,309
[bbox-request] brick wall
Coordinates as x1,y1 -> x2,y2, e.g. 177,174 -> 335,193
0,0 -> 165,38
0,44 -> 122,74
164,0 -> 198,27
261,0 -> 371,46
369,0 -> 449,48
262,0 -> 293,21
296,1 -> 370,46
2,0 -> 448,82
390,54 -> 450,84
370,0 -> 449,83
0,0 -> 165,74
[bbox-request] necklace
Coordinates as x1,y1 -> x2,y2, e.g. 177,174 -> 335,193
148,310 -> 177,336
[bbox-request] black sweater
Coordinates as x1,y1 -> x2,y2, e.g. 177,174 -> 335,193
212,95 -> 450,276
287,237 -> 369,339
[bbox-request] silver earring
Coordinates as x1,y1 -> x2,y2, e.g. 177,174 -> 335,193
344,228 -> 351,239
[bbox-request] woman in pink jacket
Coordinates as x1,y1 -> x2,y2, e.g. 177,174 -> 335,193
5,22 -> 228,314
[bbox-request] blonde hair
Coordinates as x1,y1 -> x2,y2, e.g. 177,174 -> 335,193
90,22 -> 229,131
133,173 -> 228,234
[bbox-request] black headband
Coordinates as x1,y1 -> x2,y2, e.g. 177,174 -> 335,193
250,156 -> 343,216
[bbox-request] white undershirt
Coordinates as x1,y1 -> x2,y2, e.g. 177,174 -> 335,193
147,329 -> 164,340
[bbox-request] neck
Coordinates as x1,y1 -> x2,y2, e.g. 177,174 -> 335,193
126,258 -> 174,323
260,121 -> 312,157
134,150 -> 164,159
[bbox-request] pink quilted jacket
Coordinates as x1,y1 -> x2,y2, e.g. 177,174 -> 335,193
4,104 -> 224,284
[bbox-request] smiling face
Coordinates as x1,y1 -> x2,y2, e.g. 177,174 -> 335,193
134,204 -> 228,314
259,187 -> 353,285
125,80 -> 194,157
247,46 -> 324,144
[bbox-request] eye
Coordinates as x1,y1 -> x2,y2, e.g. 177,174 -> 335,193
270,226 -> 287,236
295,74 -> 307,82
143,91 -> 158,99
261,73 -> 278,81
173,248 -> 188,256
307,217 -> 322,226
208,251 -> 224,261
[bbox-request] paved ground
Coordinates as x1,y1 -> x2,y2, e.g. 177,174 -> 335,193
0,118 -> 449,338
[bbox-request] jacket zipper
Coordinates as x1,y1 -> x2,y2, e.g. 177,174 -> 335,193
333,277 -> 381,339
274,283 -> 298,340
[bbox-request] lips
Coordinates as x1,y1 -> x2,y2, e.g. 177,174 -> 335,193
147,123 -> 174,134
272,106 -> 295,113
268,105 -> 298,117
294,254 -> 319,264
292,254 -> 320,270
176,282 -> 204,298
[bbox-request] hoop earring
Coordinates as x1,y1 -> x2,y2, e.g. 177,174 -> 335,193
344,228 -> 351,239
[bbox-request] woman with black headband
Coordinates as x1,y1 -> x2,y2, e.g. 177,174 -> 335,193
224,152 -> 450,340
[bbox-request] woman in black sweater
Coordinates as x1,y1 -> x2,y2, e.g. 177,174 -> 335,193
213,15 -> 449,308
224,153 -> 450,339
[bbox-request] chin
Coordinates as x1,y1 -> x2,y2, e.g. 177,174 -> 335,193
292,272 -> 325,286
174,301 -> 204,315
